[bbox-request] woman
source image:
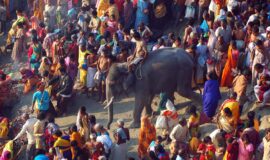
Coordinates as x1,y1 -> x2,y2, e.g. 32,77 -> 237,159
237,134 -> 254,160
217,107 -> 235,133
76,106 -> 90,142
78,42 -> 90,88
33,0 -> 45,20
97,0 -> 110,17
196,37 -> 208,84
135,0 -> 150,29
32,82 -> 50,114
203,72 -> 221,118
11,22 -> 25,63
138,116 -> 156,159
123,0 -> 134,29
220,41 -> 239,87
30,38 -> 42,74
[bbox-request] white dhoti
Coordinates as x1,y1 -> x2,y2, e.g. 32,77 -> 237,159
110,143 -> 128,160
254,85 -> 261,101
86,67 -> 97,88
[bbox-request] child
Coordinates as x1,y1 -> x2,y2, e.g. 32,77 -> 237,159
223,137 -> 239,160
189,133 -> 200,157
197,136 -> 216,160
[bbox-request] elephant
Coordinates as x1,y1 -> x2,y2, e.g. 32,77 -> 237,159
105,48 -> 202,129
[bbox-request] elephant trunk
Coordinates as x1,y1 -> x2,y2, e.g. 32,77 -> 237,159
105,80 -> 114,130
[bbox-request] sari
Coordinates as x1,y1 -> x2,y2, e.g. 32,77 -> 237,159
138,116 -> 156,158
220,45 -> 239,87
11,28 -> 25,62
108,4 -> 119,21
97,0 -> 110,17
135,0 -> 149,29
78,49 -> 89,87
220,98 -> 239,127
33,0 -> 45,20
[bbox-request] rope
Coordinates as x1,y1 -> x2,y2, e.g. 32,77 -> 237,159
135,63 -> 143,80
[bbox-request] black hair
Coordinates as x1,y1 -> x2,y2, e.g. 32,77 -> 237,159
80,106 -> 86,113
48,116 -> 55,123
247,111 -> 255,121
156,135 -> 163,142
54,130 -> 62,137
37,112 -> 46,121
92,10 -> 97,16
89,115 -> 96,124
208,71 -> 218,80
133,31 -> 141,39
254,63 -> 264,70
188,105 -> 197,116
241,134 -> 250,143
242,69 -> 252,77
59,58 -> 65,65
203,136 -> 212,143
59,67 -> 66,73
155,144 -> 165,153
35,149 -> 46,156
224,107 -> 232,117
71,125 -> 78,132
0,73 -> 6,81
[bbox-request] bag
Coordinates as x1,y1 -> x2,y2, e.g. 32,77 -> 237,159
155,115 -> 167,129
185,6 -> 195,18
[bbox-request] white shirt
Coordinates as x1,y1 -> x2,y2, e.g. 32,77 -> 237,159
97,134 -> 113,153
14,117 -> 38,145
169,124 -> 189,142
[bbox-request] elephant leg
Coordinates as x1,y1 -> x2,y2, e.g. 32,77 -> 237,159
145,95 -> 154,116
178,88 -> 202,105
130,92 -> 150,128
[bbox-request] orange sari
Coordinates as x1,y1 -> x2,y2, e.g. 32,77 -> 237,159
220,45 -> 238,87
138,116 -> 156,158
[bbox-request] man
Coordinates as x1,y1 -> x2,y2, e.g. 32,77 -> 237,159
111,119 -> 130,160
49,67 -> 73,115
84,133 -> 105,159
13,113 -> 37,160
96,125 -> 113,158
43,0 -> 56,31
169,118 -> 188,143
232,70 -> 252,106
89,10 -> 100,33
96,47 -> 112,102
86,49 -> 98,95
215,20 -> 232,45
254,63 -> 270,105
32,82 -> 50,114
127,31 -> 148,71
258,128 -> 270,160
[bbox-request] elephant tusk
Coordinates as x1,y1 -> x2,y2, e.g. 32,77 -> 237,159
104,96 -> 114,109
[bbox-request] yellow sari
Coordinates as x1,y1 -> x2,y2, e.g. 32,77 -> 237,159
78,49 -> 89,86
33,0 -> 44,20
97,0 -> 110,17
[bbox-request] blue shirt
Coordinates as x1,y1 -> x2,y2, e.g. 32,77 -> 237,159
34,154 -> 49,160
32,91 -> 50,111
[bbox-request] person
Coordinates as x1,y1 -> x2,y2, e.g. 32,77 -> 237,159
242,121 -> 260,149
123,0 -> 134,30
254,63 -> 270,104
0,1 -> 6,35
197,136 -> 216,160
111,119 -> 130,160
127,31 -> 148,71
53,130 -> 72,159
96,47 -> 112,102
66,54 -> 78,82
251,40 -> 268,85
202,72 -> 221,118
49,67 -> 73,115
152,38 -> 165,51
258,128 -> 270,160
11,22 -> 25,63
13,113 -> 38,160
89,10 -> 101,33
134,0 -> 150,29
232,70 -> 252,106
155,144 -> 170,160
96,125 -> 113,158
196,36 -> 209,84
30,37 -> 42,74
32,82 -> 50,114
198,0 -> 210,23
243,111 -> 259,132
34,112 -> 47,151
84,133 -> 105,160
220,41 -> 239,87
97,0 -> 110,17
107,0 -> 119,21
20,67 -> 39,94
138,116 -> 156,159
33,0 -> 45,20
76,106 -> 90,142
148,136 -> 163,152
237,134 -> 254,160
219,92 -> 240,128
223,137 -> 239,160
169,118 -> 189,144
43,0 -> 56,31
78,42 -> 90,88
45,116 -> 59,148
70,125 -> 83,148
217,107 -> 235,133
86,50 -> 98,94
215,20 -> 232,45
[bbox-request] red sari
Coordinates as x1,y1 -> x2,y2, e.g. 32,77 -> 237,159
220,46 -> 239,87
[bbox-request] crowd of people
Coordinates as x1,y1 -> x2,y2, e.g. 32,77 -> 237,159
0,0 -> 269,159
